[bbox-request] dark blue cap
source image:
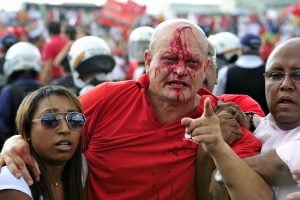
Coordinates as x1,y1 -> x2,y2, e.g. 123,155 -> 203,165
0,34 -> 18,52
241,33 -> 261,50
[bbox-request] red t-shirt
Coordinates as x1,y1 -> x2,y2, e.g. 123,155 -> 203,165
42,35 -> 67,79
79,76 -> 262,199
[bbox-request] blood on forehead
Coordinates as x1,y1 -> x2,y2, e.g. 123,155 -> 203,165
171,25 -> 203,64
170,25 -> 193,58
167,25 -> 203,71
152,24 -> 206,79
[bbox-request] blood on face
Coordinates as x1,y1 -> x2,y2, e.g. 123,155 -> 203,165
155,25 -> 203,78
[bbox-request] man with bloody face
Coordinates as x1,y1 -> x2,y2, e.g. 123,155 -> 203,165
144,20 -> 210,122
0,19 -> 272,199
81,19 -> 211,199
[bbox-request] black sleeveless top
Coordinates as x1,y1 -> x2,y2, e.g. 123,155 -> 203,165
225,64 -> 268,114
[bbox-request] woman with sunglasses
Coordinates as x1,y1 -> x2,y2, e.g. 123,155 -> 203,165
0,85 -> 86,200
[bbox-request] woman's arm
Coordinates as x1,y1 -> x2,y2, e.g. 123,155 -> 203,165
0,190 -> 32,200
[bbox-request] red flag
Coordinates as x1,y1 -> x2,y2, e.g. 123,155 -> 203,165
98,0 -> 146,27
282,2 -> 300,17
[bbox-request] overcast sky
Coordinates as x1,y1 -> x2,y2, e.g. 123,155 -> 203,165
0,0 -> 223,15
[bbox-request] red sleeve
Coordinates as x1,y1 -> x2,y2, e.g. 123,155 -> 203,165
231,127 -> 262,158
219,94 -> 265,117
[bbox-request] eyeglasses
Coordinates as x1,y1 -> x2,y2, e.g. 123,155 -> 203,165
263,70 -> 300,82
32,112 -> 85,130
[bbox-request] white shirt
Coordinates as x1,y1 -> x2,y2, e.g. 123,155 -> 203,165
0,166 -> 32,199
254,114 -> 300,200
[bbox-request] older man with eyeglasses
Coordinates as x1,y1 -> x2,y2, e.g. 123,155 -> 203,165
209,37 -> 300,200
253,37 -> 300,199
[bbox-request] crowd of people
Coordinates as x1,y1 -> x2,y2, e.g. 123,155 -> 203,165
0,2 -> 299,200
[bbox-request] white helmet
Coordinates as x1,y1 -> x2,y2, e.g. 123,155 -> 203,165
69,36 -> 115,74
4,42 -> 41,80
68,36 -> 115,88
208,32 -> 241,63
128,26 -> 154,63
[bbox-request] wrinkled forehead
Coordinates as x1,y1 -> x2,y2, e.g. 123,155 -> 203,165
266,39 -> 300,71
150,21 -> 208,53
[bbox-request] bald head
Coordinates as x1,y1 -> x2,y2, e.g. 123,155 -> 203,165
266,37 -> 300,71
149,18 -> 208,53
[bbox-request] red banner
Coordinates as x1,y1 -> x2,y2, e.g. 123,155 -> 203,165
282,2 -> 300,17
98,0 -> 146,27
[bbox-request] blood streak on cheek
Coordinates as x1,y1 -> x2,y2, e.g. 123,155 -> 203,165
154,63 -> 171,78
154,64 -> 161,77
155,62 -> 177,78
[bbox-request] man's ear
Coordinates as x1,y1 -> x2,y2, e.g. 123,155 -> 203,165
204,57 -> 211,72
144,49 -> 151,73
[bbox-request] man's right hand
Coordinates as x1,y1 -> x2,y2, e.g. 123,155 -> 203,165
0,135 -> 40,185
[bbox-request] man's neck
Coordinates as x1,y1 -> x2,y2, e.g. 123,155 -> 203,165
147,92 -> 201,124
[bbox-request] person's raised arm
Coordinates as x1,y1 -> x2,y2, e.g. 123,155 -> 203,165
0,135 -> 40,185
53,41 -> 72,67
182,98 -> 274,200
196,108 -> 243,200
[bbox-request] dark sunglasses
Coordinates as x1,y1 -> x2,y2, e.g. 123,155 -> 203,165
32,112 -> 85,130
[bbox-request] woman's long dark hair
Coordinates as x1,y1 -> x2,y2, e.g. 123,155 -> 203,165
15,85 -> 85,200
